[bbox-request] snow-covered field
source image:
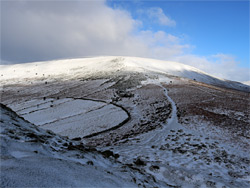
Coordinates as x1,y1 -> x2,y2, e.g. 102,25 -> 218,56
1,104 -> 161,188
8,98 -> 128,138
1,56 -> 249,187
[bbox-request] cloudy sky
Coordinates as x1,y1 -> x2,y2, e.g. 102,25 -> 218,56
1,0 -> 249,82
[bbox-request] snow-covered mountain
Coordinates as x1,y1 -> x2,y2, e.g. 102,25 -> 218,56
1,56 -> 249,187
0,56 -> 249,92
243,80 -> 250,86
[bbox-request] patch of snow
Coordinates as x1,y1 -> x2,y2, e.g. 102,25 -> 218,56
10,151 -> 31,159
242,81 -> 250,86
8,98 -> 128,138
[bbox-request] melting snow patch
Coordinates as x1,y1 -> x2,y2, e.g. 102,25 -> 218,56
11,151 -> 31,159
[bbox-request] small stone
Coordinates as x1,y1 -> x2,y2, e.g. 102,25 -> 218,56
87,161 -> 94,165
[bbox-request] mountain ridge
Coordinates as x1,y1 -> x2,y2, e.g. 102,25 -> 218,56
1,56 -> 249,92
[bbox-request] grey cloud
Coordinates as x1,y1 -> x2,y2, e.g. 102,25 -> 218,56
1,0 -> 146,63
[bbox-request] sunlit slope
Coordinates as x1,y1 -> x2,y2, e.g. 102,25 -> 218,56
0,56 -> 249,92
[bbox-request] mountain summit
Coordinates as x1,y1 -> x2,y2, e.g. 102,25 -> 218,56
0,56 -> 249,92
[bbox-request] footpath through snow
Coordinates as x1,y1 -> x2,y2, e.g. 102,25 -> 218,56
107,83 -> 250,188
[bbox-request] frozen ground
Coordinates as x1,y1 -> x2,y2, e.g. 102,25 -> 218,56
8,98 -> 128,138
1,56 -> 249,187
107,82 -> 249,188
0,104 -> 162,188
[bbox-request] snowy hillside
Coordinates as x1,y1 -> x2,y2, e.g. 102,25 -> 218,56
243,81 -> 250,86
0,103 -> 161,187
1,56 -> 249,187
0,56 -> 249,92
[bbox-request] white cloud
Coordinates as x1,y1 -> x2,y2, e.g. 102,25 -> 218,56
172,54 -> 250,82
1,0 -> 249,82
147,7 -> 176,27
136,30 -> 190,59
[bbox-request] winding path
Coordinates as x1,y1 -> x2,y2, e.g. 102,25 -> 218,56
106,83 -> 185,187
109,83 -> 184,162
